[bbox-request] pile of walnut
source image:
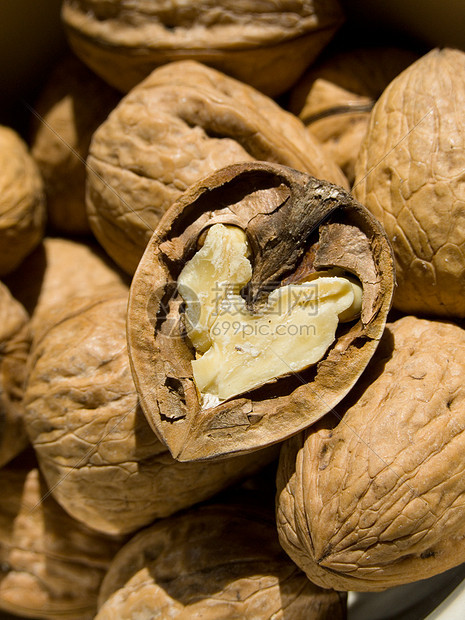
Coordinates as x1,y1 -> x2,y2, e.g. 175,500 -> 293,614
1,0 -> 465,617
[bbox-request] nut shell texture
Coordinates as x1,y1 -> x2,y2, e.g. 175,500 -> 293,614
62,0 -> 344,96
277,315 -> 465,591
87,60 -> 347,274
353,48 -> 465,318
96,504 -> 346,619
0,126 -> 46,276
0,456 -> 122,620
0,282 -> 30,467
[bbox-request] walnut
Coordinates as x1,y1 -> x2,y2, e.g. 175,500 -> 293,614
0,126 -> 46,277
0,282 -> 30,467
288,46 -> 418,184
62,0 -> 344,97
127,161 -> 394,461
353,48 -> 465,318
277,315 -> 465,591
30,55 -> 120,235
86,60 -> 347,275
23,288 -> 278,535
95,503 -> 346,619
0,452 -> 122,620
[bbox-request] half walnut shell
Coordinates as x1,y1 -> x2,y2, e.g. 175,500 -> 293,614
127,162 -> 394,460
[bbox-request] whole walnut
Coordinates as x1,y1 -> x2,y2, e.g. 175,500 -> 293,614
288,46 -> 418,184
0,452 -> 122,620
30,55 -> 120,235
62,0 -> 344,97
96,503 -> 347,619
86,60 -> 347,274
353,48 -> 465,318
0,282 -> 30,467
23,288 -> 278,535
277,315 -> 465,591
0,126 -> 46,277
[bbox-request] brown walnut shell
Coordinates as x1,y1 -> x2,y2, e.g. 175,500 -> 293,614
0,282 -> 30,467
0,452 -> 123,620
24,289 -> 277,535
96,503 -> 346,619
353,48 -> 465,318
288,46 -> 418,184
86,59 -> 347,275
127,161 -> 394,461
0,126 -> 46,277
62,0 -> 344,97
30,55 -> 120,235
277,315 -> 465,591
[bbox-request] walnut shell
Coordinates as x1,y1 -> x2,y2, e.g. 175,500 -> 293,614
30,55 -> 120,235
127,161 -> 394,461
96,503 -> 346,619
288,46 -> 419,184
86,60 -> 347,275
277,315 -> 465,591
62,0 -> 344,97
24,290 -> 278,535
0,452 -> 122,620
353,48 -> 465,318
0,126 -> 46,277
0,282 -> 30,467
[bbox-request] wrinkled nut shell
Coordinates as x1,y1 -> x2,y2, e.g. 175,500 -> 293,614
62,0 -> 344,97
0,282 -> 30,467
96,504 -> 346,619
86,59 -> 347,275
277,315 -> 465,591
353,48 -> 465,318
127,161 -> 394,461
24,291 -> 277,535
0,126 -> 46,277
0,455 -> 122,620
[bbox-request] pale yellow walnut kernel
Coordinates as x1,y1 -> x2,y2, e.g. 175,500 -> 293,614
178,224 -> 362,407
178,224 -> 251,354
